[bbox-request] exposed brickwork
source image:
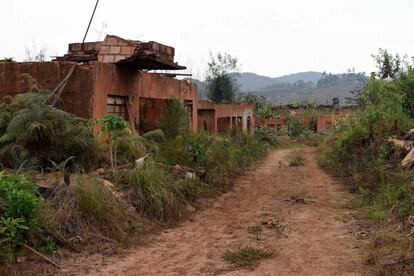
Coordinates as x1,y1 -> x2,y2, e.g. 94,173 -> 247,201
0,61 -> 94,118
55,35 -> 183,70
256,118 -> 288,131
317,115 -> 335,132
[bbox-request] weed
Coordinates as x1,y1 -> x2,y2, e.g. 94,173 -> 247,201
223,246 -> 273,268
34,236 -> 56,254
247,224 -> 263,240
288,152 -> 305,167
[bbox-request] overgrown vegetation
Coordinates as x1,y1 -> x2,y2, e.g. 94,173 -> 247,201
319,50 -> 414,274
0,92 -> 100,171
0,174 -> 40,262
0,81 -> 277,267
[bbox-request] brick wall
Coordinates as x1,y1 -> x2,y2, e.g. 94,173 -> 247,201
317,115 -> 335,132
0,61 -> 94,118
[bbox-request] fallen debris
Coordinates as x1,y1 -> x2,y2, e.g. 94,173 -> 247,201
135,154 -> 150,169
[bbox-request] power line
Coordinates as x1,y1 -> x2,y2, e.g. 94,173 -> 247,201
82,0 -> 100,45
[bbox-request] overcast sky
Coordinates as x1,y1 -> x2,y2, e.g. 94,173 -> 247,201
1,0 -> 413,79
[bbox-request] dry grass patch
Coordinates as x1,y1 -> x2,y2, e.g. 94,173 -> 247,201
39,174 -> 144,252
223,246 -> 273,269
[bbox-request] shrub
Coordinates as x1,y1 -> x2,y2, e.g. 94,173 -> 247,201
0,173 -> 40,262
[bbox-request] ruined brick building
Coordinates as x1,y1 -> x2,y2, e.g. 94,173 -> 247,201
0,35 -> 198,134
0,35 -> 259,135
197,101 -> 255,134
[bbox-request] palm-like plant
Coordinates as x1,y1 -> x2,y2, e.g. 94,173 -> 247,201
0,92 -> 99,171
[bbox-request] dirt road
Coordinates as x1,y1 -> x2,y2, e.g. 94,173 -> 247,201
62,148 -> 368,275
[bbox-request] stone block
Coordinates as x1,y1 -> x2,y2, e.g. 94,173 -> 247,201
109,46 -> 121,54
102,55 -> 115,63
114,55 -> 126,63
120,46 -> 134,55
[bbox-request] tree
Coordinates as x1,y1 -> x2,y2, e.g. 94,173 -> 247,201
24,45 -> 47,62
157,98 -> 189,139
92,114 -> 128,171
332,97 -> 339,107
372,48 -> 403,79
206,52 -> 240,103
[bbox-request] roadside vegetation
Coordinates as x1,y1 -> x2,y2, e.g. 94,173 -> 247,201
0,84 -> 280,271
318,50 -> 414,275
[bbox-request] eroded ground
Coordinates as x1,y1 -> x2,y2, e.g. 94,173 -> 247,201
61,148 -> 369,275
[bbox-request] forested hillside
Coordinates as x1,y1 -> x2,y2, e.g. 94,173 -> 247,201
192,70 -> 368,105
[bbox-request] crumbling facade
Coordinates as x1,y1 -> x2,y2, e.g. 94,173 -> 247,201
0,35 -> 198,134
197,101 -> 255,134
256,118 -> 288,132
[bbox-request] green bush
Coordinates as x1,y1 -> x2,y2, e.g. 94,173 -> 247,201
0,173 -> 40,262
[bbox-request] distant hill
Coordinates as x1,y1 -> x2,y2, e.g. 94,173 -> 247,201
229,71 -> 322,92
189,71 -> 367,106
273,71 -> 323,84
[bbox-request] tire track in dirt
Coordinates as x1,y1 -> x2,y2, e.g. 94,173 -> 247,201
61,148 -> 369,275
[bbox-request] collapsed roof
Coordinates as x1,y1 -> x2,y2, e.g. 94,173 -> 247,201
54,35 -> 186,70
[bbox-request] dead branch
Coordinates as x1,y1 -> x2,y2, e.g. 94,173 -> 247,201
23,244 -> 61,268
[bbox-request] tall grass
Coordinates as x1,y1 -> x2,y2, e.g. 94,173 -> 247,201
114,160 -> 185,221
